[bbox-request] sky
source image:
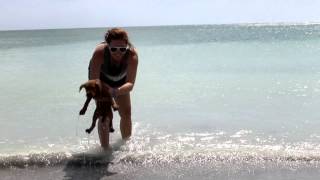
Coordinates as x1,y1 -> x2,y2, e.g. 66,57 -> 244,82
0,0 -> 320,30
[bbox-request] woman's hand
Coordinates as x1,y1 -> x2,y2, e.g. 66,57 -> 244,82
99,80 -> 118,97
109,87 -> 119,98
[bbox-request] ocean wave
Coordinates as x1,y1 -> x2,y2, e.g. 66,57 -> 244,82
1,145 -> 320,169
0,152 -> 71,168
2,127 -> 320,169
115,150 -> 320,167
0,151 -> 114,169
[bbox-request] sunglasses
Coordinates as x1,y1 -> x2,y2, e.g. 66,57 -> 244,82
109,46 -> 129,53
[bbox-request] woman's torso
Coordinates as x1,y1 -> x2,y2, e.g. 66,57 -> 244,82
99,44 -> 129,88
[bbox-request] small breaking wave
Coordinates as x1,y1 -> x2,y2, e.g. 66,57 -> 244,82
1,148 -> 320,169
2,129 -> 320,169
0,152 -> 71,168
0,151 -> 115,169
0,149 -> 318,169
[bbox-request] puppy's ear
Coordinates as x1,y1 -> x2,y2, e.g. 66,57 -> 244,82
79,83 -> 86,92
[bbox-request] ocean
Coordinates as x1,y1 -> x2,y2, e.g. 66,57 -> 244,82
1,24 -> 320,179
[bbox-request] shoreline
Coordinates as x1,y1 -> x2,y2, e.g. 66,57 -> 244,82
1,161 -> 320,180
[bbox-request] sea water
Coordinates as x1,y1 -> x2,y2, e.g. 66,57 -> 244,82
1,24 -> 320,179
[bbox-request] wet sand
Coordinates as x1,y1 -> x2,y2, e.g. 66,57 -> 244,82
2,160 -> 320,180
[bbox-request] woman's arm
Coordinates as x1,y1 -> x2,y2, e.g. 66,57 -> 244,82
88,44 -> 105,80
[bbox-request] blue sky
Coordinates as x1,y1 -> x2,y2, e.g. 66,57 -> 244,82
1,0 -> 320,30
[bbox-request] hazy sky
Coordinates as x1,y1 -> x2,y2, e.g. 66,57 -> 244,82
1,0 -> 320,30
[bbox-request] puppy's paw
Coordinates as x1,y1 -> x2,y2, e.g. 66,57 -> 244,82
79,108 -> 86,115
85,129 -> 92,134
112,105 -> 119,111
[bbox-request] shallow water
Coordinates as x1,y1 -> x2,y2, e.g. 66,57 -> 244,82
0,24 -> 320,178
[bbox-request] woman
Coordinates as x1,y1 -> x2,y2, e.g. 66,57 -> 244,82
88,28 -> 138,148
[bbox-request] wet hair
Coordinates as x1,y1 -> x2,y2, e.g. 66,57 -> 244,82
104,28 -> 130,44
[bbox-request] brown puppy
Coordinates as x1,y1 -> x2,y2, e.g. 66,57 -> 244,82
79,79 -> 119,134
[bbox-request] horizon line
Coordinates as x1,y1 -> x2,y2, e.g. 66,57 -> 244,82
1,21 -> 320,32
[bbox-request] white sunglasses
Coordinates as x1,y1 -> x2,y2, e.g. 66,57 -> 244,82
109,46 -> 129,53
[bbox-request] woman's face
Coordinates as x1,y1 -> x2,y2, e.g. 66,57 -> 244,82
108,39 -> 128,61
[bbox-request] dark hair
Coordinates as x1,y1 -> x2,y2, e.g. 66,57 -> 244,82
104,28 -> 130,44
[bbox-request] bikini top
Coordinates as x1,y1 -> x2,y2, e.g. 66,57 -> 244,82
99,45 -> 129,87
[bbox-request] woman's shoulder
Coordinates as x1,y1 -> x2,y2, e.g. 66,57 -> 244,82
129,46 -> 138,58
91,43 -> 107,63
94,42 -> 108,53
128,47 -> 138,65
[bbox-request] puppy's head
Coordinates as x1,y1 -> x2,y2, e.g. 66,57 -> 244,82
79,80 -> 102,98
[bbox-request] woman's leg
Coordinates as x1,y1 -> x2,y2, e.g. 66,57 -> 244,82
115,93 -> 132,139
98,116 -> 110,149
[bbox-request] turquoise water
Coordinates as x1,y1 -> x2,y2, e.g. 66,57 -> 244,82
1,25 -> 320,178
